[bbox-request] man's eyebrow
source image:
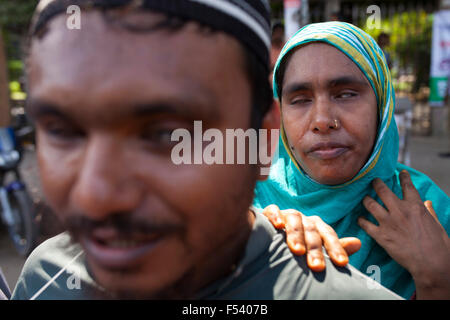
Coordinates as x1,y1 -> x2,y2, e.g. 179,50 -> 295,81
133,102 -> 204,118
132,99 -> 219,121
26,99 -> 71,121
26,99 -> 218,122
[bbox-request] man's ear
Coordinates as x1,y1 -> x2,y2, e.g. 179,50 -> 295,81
257,99 -> 280,180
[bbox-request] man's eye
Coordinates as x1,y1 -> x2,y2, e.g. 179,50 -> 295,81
41,120 -> 83,140
141,127 -> 178,145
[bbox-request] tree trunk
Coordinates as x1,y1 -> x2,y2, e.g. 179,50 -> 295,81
0,29 -> 11,127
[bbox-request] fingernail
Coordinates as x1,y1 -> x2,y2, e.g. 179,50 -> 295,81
337,255 -> 346,264
293,243 -> 305,254
311,258 -> 320,266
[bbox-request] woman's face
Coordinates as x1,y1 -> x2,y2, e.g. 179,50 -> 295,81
280,43 -> 378,185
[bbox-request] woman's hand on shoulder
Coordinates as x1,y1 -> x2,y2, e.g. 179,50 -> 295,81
262,204 -> 361,272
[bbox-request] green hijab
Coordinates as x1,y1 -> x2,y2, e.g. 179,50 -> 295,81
253,21 -> 450,299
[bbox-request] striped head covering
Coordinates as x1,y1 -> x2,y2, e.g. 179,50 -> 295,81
254,22 -> 450,299
31,0 -> 271,69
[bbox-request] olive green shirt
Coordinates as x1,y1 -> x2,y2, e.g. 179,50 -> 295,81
12,213 -> 402,300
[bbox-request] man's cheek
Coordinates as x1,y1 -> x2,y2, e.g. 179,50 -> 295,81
37,147 -> 77,212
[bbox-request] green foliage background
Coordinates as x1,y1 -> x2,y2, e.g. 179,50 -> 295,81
0,0 -> 37,85
361,10 -> 433,94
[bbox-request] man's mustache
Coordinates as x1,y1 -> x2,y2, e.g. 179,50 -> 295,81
63,212 -> 184,239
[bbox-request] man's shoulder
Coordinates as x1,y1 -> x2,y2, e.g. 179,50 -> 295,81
268,219 -> 403,300
22,233 -> 79,274
219,213 -> 402,300
11,233 -> 95,300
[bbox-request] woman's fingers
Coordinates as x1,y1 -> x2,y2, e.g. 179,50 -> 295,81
262,205 -> 284,229
283,213 -> 328,271
263,206 -> 361,271
372,178 -> 398,210
424,200 -> 439,223
357,217 -> 380,242
339,237 -> 362,256
362,196 -> 388,223
311,216 -> 349,267
302,218 -> 326,272
283,210 -> 306,255
399,170 -> 421,202
263,207 -> 307,256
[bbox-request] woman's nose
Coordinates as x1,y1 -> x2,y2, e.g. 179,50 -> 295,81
310,98 -> 340,133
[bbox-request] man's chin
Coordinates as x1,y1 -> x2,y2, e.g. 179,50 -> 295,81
87,263 -> 161,299
98,281 -> 193,300
86,259 -> 194,300
102,286 -> 163,300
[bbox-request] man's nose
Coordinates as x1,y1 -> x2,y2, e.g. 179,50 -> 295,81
70,134 -> 142,220
310,97 -> 340,133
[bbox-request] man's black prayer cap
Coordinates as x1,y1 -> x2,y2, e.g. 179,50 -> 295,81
31,0 -> 271,70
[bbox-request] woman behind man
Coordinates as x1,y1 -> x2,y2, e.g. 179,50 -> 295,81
254,21 -> 450,299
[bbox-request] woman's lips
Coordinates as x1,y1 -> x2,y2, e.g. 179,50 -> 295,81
306,142 -> 350,160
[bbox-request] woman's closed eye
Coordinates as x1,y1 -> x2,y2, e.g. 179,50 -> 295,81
290,95 -> 313,106
335,91 -> 359,100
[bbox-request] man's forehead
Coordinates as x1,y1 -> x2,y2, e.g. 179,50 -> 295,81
31,0 -> 271,69
30,13 -> 236,83
31,11 -> 237,64
27,12 -> 249,124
